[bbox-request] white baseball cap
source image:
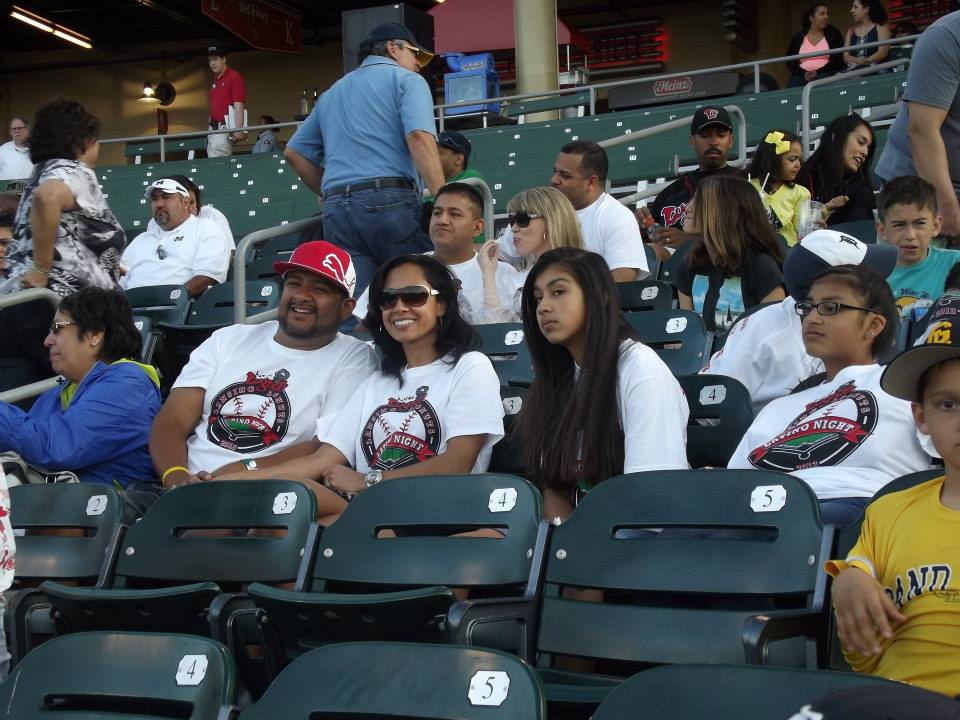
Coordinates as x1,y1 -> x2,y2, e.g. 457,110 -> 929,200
144,178 -> 190,199
783,229 -> 898,301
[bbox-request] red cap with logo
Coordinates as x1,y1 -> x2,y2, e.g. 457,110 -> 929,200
273,241 -> 357,298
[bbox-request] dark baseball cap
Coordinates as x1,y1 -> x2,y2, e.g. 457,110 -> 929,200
367,22 -> 434,65
691,106 -> 733,134
783,229 -> 898,301
207,44 -> 226,57
437,130 -> 471,161
882,292 -> 960,402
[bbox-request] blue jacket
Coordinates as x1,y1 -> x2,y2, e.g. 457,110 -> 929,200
0,361 -> 161,487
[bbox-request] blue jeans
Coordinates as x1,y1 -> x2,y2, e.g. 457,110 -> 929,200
818,497 -> 871,528
322,187 -> 431,297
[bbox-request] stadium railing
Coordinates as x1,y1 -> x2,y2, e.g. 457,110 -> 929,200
0,288 -> 61,404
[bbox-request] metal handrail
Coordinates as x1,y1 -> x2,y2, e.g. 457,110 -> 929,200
455,177 -> 496,243
434,34 -> 918,129
100,121 -> 301,162
800,58 -> 909,159
0,288 -> 62,403
232,215 -> 320,325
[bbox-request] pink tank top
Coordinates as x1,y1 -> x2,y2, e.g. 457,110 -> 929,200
799,36 -> 830,72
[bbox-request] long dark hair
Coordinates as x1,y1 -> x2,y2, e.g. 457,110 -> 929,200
807,264 -> 899,357
687,175 -> 785,276
748,129 -> 801,189
859,0 -> 888,25
797,113 -> 875,204
801,3 -> 828,32
58,287 -> 142,363
363,254 -> 476,381
518,248 -> 640,492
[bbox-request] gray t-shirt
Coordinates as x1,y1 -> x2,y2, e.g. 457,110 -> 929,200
876,11 -> 960,195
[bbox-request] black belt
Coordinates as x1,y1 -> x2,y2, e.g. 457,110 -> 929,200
324,177 -> 413,198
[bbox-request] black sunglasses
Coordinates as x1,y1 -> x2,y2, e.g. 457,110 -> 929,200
507,211 -> 543,228
378,285 -> 440,311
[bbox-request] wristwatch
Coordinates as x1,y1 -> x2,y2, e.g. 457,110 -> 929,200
365,469 -> 383,487
244,459 -> 258,471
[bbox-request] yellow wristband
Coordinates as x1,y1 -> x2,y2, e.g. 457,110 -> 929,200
161,466 -> 189,483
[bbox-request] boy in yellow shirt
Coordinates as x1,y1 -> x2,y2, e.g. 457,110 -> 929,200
826,301 -> 960,695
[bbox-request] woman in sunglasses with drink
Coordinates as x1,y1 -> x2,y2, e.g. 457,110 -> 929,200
0,287 -> 160,485
728,265 -> 931,527
473,186 -> 583,323
222,254 -> 504,525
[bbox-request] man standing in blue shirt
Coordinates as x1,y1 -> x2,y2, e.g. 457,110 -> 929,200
284,23 -> 444,294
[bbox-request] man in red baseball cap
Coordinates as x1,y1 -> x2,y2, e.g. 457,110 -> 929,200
150,241 -> 378,496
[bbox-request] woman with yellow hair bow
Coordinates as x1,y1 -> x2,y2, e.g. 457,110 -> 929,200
748,129 -> 811,246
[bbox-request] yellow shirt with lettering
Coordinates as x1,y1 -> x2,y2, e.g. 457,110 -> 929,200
826,477 -> 960,696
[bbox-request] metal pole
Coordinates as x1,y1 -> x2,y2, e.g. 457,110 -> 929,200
753,63 -> 760,94
0,288 -> 62,403
800,58 -> 908,160
459,177 -> 496,246
159,135 -> 165,163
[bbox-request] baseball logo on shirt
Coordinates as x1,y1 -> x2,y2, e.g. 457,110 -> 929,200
207,369 -> 292,453
361,385 -> 441,470
747,380 -> 877,471
660,203 -> 688,228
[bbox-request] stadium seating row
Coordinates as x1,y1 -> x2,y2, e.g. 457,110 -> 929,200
4,468 -> 936,715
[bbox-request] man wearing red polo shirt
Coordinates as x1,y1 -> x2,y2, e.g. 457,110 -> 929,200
207,44 -> 246,158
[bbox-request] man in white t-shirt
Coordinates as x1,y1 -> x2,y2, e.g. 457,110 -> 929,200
121,177 -> 233,296
145,174 -> 234,249
150,241 -> 379,488
353,182 -> 516,322
498,140 -> 648,281
0,118 -> 33,181
702,229 -> 899,412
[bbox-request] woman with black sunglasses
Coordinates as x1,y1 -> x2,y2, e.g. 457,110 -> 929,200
728,265 -> 931,527
223,254 -> 504,525
473,186 -> 583,323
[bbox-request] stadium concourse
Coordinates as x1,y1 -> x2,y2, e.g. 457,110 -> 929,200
0,1 -> 958,717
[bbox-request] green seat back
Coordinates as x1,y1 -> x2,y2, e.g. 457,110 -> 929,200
313,474 -> 541,589
0,631 -> 236,719
677,374 -> 755,468
490,387 -> 527,475
537,470 -> 828,666
617,279 -> 674,312
10,484 -> 122,585
624,309 -> 708,376
114,480 -> 316,586
593,663 -> 898,720
241,641 -> 544,719
830,219 -> 878,244
474,323 -> 533,387
184,280 -> 280,327
125,284 -> 191,326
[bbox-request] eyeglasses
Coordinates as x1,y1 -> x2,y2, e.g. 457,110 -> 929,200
395,41 -> 422,57
794,301 -> 877,317
378,285 -> 440,311
507,211 -> 543,228
49,320 -> 77,335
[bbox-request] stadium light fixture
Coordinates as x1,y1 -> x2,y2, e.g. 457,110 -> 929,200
10,5 -> 93,49
139,82 -> 158,103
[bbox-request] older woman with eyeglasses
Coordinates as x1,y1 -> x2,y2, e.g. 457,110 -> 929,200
473,185 -> 584,323
218,253 -> 504,525
0,287 -> 160,486
728,264 -> 932,527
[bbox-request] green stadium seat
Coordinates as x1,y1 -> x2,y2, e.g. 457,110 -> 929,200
592,663 -> 899,720
489,386 -> 527,476
0,631 -> 238,719
474,323 -> 534,387
676,374 -> 755,468
617,279 -> 674,311
451,470 -> 834,710
244,474 -> 547,677
239,641 -> 545,720
624,309 -> 709,376
5,484 -> 123,665
125,284 -> 191,326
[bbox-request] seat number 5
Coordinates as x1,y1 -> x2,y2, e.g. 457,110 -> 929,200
468,670 -> 510,706
175,655 -> 208,686
750,485 -> 787,513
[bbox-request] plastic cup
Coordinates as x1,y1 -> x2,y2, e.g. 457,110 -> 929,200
797,200 -> 826,240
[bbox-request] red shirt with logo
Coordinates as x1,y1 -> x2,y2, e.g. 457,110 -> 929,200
648,165 -> 742,230
209,66 -> 247,124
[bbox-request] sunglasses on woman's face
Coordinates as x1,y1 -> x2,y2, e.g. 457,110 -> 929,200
507,211 -> 543,228
378,285 -> 440,311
